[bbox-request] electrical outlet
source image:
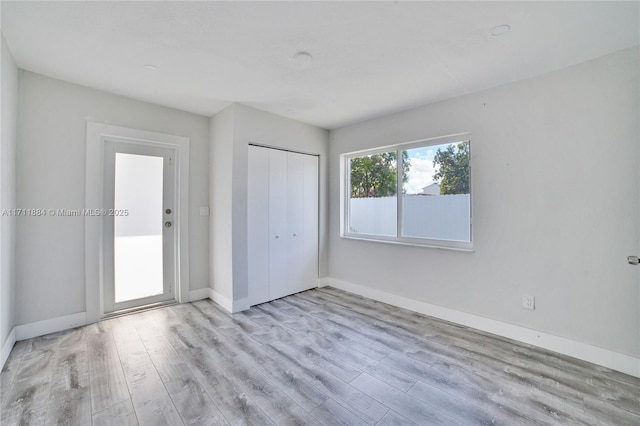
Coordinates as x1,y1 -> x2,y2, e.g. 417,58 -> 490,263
523,295 -> 535,310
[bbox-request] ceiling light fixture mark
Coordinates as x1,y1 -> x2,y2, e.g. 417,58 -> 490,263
490,24 -> 511,37
292,51 -> 313,65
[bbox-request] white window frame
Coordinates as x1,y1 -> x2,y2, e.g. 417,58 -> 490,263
341,132 -> 472,251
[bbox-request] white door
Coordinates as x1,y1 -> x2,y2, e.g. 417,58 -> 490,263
283,151 -> 319,298
247,146 -> 319,305
103,141 -> 176,314
268,149 -> 290,300
300,153 -> 320,291
248,146 -> 271,305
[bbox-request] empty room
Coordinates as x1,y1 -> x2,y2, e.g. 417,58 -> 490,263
1,1 -> 639,425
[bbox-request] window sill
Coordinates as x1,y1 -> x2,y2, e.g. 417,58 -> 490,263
341,234 -> 474,252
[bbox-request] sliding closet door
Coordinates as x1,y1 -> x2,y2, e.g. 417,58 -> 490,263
268,149 -> 290,300
300,153 -> 319,290
247,146 -> 270,305
287,152 -> 319,295
248,145 -> 319,304
270,150 -> 319,300
286,152 -> 305,295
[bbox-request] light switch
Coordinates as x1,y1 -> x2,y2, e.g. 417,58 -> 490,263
200,206 -> 210,216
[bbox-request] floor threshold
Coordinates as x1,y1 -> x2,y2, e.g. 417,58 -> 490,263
102,300 -> 178,319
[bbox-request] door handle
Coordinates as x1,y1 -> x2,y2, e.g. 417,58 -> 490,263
629,256 -> 640,265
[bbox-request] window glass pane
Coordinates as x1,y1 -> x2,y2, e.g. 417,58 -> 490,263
348,151 -> 398,237
402,141 -> 470,242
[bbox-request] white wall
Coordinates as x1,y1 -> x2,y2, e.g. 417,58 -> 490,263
328,47 -> 640,358
209,103 -> 329,308
1,33 -> 18,363
209,105 -> 235,301
16,71 -> 210,326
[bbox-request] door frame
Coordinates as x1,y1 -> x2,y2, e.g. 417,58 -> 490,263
85,122 -> 190,323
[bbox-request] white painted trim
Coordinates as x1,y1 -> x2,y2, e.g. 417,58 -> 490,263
15,312 -> 87,341
318,277 -> 332,288
321,277 -> 640,378
210,289 -> 233,312
232,297 -> 251,314
85,122 -> 190,323
208,289 -> 250,314
1,327 -> 16,370
189,287 -> 212,302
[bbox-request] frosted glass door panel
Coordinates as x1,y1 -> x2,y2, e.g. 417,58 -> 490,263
114,153 -> 164,303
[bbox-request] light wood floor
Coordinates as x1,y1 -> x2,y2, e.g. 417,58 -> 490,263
2,287 -> 639,425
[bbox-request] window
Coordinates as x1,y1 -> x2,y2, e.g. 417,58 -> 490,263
343,133 -> 471,249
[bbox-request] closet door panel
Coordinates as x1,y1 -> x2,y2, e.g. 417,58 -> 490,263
247,146 -> 271,305
249,146 -> 319,305
302,154 -> 319,290
285,152 -> 306,297
268,149 -> 289,300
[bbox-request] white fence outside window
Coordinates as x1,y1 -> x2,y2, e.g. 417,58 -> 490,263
349,194 -> 470,241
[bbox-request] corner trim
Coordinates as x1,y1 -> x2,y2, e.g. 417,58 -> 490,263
320,277 -> 640,378
231,297 -> 251,314
15,312 -> 87,341
210,289 -> 233,312
1,327 -> 16,369
209,289 -> 250,314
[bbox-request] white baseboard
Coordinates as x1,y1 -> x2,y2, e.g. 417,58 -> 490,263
319,277 -> 640,378
209,288 -> 250,313
15,312 -> 87,341
1,327 -> 16,370
231,297 -> 251,313
210,289 -> 233,312
318,277 -> 332,288
189,287 -> 212,302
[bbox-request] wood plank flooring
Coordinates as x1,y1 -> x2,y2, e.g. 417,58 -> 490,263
2,287 -> 639,425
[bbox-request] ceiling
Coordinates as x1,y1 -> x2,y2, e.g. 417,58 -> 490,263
1,1 -> 638,130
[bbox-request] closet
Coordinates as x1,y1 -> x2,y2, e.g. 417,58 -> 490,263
247,145 -> 319,306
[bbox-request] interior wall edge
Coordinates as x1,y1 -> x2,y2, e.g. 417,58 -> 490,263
319,277 -> 640,378
209,288 -> 233,313
231,297 -> 251,314
1,327 -> 16,370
